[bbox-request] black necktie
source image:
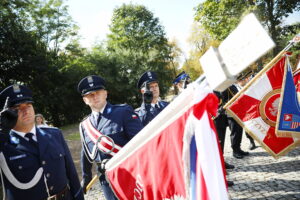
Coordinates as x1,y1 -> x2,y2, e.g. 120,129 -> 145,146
97,113 -> 102,125
25,133 -> 37,146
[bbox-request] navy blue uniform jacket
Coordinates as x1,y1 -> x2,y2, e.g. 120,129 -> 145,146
136,101 -> 169,127
0,127 -> 84,200
79,103 -> 143,182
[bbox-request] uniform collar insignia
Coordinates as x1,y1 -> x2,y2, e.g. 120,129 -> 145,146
10,136 -> 20,144
107,107 -> 112,114
39,128 -> 51,138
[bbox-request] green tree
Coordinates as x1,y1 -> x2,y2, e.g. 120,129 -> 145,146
252,0 -> 300,54
0,0 -> 84,126
167,39 -> 183,78
107,4 -> 174,104
183,22 -> 220,80
194,0 -> 300,55
28,0 -> 79,53
0,0 -> 49,87
194,0 -> 252,41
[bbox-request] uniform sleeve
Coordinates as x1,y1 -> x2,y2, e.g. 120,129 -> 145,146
123,105 -> 143,139
59,131 -> 84,200
0,133 -> 9,150
79,124 -> 93,193
80,149 -> 93,186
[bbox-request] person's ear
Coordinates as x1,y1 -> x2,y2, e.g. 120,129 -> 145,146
82,97 -> 88,105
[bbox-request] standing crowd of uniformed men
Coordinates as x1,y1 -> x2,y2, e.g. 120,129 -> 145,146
0,70 -> 255,199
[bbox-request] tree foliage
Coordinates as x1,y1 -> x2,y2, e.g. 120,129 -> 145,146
254,0 -> 300,54
107,4 -> 174,105
0,1 -> 179,126
0,0 -> 83,126
182,22 -> 221,80
194,0 -> 300,56
194,0 -> 252,41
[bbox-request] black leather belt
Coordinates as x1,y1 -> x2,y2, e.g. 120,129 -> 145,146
47,185 -> 70,200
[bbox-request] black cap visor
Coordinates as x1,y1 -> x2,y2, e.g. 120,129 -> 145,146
81,85 -> 106,96
10,98 -> 34,107
141,80 -> 158,89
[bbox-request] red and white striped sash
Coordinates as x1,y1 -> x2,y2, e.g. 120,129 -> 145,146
81,118 -> 122,156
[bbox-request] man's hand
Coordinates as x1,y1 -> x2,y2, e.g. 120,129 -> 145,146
81,180 -> 88,194
0,97 -> 18,134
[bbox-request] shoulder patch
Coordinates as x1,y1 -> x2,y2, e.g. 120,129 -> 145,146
39,126 -> 58,130
110,103 -> 133,113
115,103 -> 126,107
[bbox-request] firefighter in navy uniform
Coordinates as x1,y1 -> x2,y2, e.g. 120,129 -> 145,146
135,71 -> 169,127
0,84 -> 84,200
77,75 -> 143,200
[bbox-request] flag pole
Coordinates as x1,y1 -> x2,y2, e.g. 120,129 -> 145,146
85,175 -> 99,192
223,34 -> 299,109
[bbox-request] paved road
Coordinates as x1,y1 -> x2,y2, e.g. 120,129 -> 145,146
225,132 -> 300,200
84,129 -> 300,200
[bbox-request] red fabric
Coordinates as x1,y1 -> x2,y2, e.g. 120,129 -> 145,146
263,127 -> 294,154
230,94 -> 261,122
293,70 -> 300,92
106,109 -> 189,200
193,93 -> 219,119
266,57 -> 285,90
198,166 -> 209,199
106,94 -> 227,200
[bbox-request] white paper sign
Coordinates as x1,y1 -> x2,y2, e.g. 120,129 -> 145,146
200,13 -> 275,91
219,13 -> 275,76
199,47 -> 235,91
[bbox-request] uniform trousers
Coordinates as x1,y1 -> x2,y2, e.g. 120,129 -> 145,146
246,132 -> 255,144
214,114 -> 228,153
228,117 -> 243,152
81,151 -> 117,200
99,174 -> 118,200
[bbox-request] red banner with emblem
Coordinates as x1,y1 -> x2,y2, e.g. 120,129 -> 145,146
226,55 -> 300,158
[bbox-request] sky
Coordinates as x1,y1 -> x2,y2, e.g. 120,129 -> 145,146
66,0 -> 300,60
66,0 -> 201,58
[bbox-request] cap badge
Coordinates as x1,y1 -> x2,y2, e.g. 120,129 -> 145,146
87,76 -> 94,87
147,72 -> 152,79
13,85 -> 21,93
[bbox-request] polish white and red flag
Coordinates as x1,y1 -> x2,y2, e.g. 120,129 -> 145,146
105,80 -> 228,200
226,55 -> 299,158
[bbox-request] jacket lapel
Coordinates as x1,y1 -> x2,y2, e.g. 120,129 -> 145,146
97,103 -> 111,131
36,127 -> 50,156
10,132 -> 39,155
89,114 -> 98,128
